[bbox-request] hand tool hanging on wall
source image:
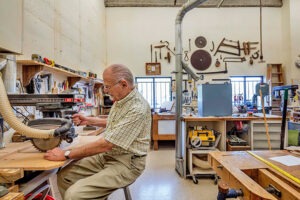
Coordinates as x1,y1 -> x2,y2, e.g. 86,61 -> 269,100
259,0 -> 265,63
251,50 -> 260,59
243,42 -> 250,55
195,36 -> 207,48
190,49 -> 212,71
184,51 -> 189,61
214,38 -> 241,56
196,62 -> 228,75
210,41 -> 215,52
242,42 -> 258,56
189,39 -> 191,52
160,40 -> 175,55
223,57 -> 246,63
155,51 -> 158,62
215,59 -> 221,67
154,45 -> 166,59
249,57 -> 254,65
150,45 -> 153,62
165,52 -> 171,63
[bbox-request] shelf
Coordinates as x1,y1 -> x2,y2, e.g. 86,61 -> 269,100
227,144 -> 251,151
188,149 -> 218,177
17,60 -> 103,86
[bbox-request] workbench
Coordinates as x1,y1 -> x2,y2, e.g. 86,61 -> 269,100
0,127 -> 103,200
152,113 -> 176,150
208,150 -> 300,200
180,114 -> 287,179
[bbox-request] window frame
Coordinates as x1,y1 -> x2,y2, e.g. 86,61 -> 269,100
230,75 -> 264,106
135,76 -> 172,110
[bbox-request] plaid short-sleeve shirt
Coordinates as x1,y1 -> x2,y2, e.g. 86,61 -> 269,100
104,88 -> 151,156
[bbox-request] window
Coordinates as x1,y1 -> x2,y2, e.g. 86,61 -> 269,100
230,76 -> 263,106
135,77 -> 172,109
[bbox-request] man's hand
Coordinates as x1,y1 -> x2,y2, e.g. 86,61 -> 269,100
44,147 -> 66,161
72,113 -> 89,126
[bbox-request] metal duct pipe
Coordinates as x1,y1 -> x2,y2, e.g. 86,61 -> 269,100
175,0 -> 208,176
182,60 -> 200,82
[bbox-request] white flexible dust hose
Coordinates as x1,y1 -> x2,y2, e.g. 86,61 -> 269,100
0,74 -> 55,138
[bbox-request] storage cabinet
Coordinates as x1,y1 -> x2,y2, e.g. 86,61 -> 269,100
187,149 -> 218,184
225,120 -> 251,151
251,120 -> 287,150
180,116 -> 285,180
181,117 -> 226,179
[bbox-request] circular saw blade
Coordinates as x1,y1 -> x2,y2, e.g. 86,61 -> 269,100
31,137 -> 62,152
195,36 -> 207,48
28,121 -> 62,152
190,49 -> 212,71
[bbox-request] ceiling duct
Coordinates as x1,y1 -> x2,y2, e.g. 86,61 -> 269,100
104,0 -> 282,7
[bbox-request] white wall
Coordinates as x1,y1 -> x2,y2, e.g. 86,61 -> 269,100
0,0 -> 23,54
17,0 -> 106,76
4,1 -> 299,83
106,6 -> 299,83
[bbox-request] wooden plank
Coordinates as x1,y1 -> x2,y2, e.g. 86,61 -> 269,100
0,142 -> 66,170
208,151 -> 276,199
258,169 -> 300,199
0,153 -> 65,170
0,169 -> 23,183
0,141 -> 33,159
251,151 -> 300,189
17,60 -> 88,79
0,136 -> 100,171
0,192 -> 24,200
208,150 -> 300,199
8,185 -> 19,193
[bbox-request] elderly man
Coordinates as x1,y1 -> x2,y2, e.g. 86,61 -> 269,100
44,64 -> 151,200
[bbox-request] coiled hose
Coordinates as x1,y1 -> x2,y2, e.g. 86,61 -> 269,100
0,74 -> 55,138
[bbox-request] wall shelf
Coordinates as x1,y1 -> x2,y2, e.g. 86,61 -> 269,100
17,60 -> 102,87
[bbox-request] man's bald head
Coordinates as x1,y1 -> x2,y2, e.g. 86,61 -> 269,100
104,64 -> 134,87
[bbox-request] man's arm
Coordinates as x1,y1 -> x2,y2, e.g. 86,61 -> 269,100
72,113 -> 107,127
44,136 -> 114,161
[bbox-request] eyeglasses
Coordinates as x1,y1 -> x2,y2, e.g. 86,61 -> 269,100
102,81 -> 120,90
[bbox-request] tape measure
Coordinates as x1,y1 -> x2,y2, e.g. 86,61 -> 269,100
247,151 -> 300,184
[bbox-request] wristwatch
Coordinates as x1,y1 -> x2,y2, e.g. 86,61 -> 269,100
64,150 -> 71,159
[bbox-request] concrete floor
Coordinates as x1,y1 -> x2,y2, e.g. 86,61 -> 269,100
52,141 -> 219,200
109,147 -> 219,200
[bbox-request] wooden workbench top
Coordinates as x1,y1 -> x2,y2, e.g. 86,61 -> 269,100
0,141 -> 66,171
0,134 -> 101,171
208,150 -> 300,199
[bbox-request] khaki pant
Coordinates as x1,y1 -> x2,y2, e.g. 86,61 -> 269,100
57,154 -> 146,200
